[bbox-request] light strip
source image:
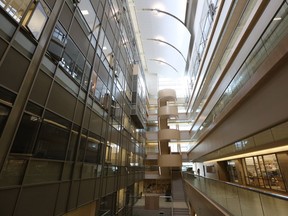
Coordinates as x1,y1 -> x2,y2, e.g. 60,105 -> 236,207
204,145 -> 288,163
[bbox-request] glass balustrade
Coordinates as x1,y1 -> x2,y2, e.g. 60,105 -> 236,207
183,172 -> 288,216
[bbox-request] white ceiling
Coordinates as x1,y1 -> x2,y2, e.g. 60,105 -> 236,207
128,0 -> 191,98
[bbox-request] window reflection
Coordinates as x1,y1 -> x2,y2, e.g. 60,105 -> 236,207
26,2 -> 48,40
77,131 -> 102,164
59,36 -> 85,83
0,0 -> 30,23
78,0 -> 96,31
0,104 -> 10,137
47,25 -> 67,62
34,113 -> 70,160
11,113 -> 41,154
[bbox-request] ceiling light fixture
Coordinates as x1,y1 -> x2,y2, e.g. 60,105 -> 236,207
81,10 -> 89,15
273,17 -> 282,21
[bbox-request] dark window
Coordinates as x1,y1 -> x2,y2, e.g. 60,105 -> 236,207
66,130 -> 78,161
78,129 -> 88,162
84,134 -> 102,164
0,104 -> 10,137
34,113 -> 70,160
11,113 -> 41,154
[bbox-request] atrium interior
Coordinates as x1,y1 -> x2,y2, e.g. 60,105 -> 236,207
0,0 -> 288,215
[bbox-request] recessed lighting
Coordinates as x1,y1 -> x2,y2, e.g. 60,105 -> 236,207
273,17 -> 282,21
103,46 -> 107,50
81,10 -> 89,15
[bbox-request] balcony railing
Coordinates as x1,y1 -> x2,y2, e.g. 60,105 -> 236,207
183,172 -> 288,216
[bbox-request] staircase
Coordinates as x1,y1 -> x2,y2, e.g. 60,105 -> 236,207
172,170 -> 186,201
172,170 -> 190,215
173,207 -> 190,216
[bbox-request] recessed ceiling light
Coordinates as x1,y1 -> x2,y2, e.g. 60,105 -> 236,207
81,10 -> 89,15
103,46 -> 107,50
273,17 -> 282,21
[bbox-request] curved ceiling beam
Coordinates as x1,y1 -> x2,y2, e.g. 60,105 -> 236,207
147,38 -> 187,62
149,58 -> 179,73
142,8 -> 185,27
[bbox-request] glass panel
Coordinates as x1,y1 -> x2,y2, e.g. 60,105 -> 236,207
258,156 -> 270,189
227,160 -> 239,183
84,134 -> 102,163
0,13 -> 16,38
263,154 -> 285,191
47,24 -> 67,62
183,172 -> 288,216
245,157 -> 258,186
0,159 -> 27,186
78,132 -> 87,162
62,162 -> 73,180
34,116 -> 69,160
26,2 -> 48,40
260,193 -> 288,216
11,113 -> 41,154
66,130 -> 78,161
0,0 -> 31,23
237,187 -> 264,216
59,36 -> 85,83
254,156 -> 264,188
82,163 -> 97,179
0,104 -> 10,137
24,160 -> 62,184
78,0 -> 96,31
82,61 -> 91,90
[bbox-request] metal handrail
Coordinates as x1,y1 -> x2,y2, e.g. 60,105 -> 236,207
184,172 -> 288,201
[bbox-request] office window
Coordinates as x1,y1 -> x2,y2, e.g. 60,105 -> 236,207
85,134 -> 102,164
78,131 -> 103,164
34,112 -> 70,160
94,77 -> 107,102
78,0 -> 97,31
26,2 -> 48,40
0,0 -> 30,23
0,104 -> 10,137
59,36 -> 85,84
47,24 -> 67,62
0,12 -> 17,39
11,113 -> 41,154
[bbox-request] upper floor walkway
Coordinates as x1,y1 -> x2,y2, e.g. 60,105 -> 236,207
183,172 -> 288,216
